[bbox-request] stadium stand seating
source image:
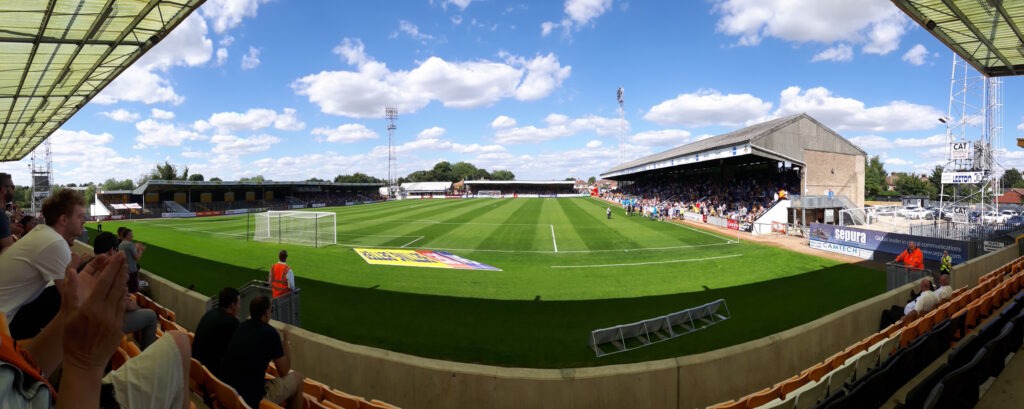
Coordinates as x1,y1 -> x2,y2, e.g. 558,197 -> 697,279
706,256 -> 1024,409
118,292 -> 402,409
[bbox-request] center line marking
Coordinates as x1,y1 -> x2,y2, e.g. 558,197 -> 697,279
550,224 -> 558,253
550,254 -> 743,268
401,236 -> 424,248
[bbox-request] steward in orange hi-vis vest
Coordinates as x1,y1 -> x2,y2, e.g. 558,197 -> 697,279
269,250 -> 293,298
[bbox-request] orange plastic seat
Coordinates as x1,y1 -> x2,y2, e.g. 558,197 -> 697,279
804,362 -> 831,382
900,321 -> 920,348
189,359 -> 209,398
964,300 -> 982,329
914,314 -> 933,335
302,378 -> 326,401
776,373 -> 810,399
206,371 -> 248,409
745,386 -> 780,408
260,400 -> 284,409
323,389 -> 363,409
707,399 -> 746,409
110,347 -> 129,371
121,336 -> 141,358
367,400 -> 401,409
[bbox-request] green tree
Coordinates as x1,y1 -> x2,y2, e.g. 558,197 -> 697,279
239,175 -> 266,183
864,155 -> 888,198
101,178 -> 135,191
564,177 -> 575,181
587,176 -> 597,184
451,162 -> 480,182
188,174 -> 205,182
490,169 -> 515,180
928,166 -> 943,199
306,177 -> 326,182
209,177 -> 222,182
334,173 -> 382,183
893,172 -> 936,197
1000,168 -> 1024,189
431,161 -> 453,181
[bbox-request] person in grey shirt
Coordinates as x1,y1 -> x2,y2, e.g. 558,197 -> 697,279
118,228 -> 146,293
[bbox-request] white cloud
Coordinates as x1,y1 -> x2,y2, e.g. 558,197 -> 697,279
811,44 -> 853,62
644,89 -> 773,127
292,38 -> 571,118
445,0 -> 472,10
471,144 -> 652,180
494,114 -> 624,144
100,109 -> 140,122
219,35 -> 235,46
586,140 -> 603,148
193,120 -> 212,133
241,47 -> 261,70
204,108 -> 305,133
216,48 -> 229,66
398,20 -> 434,41
311,124 -> 379,143
774,86 -> 944,132
201,0 -> 270,33
491,115 -> 517,129
46,130 -> 148,185
210,134 -> 281,155
417,127 -> 446,139
542,0 -> 613,36
848,135 -> 892,150
95,13 -> 213,105
902,44 -> 928,66
451,15 -> 463,25
884,157 -> 912,166
713,0 -> 908,55
272,108 -> 306,131
1018,118 -> 1024,131
134,119 -> 206,148
630,129 -> 692,147
151,108 -> 175,120
893,134 -> 945,148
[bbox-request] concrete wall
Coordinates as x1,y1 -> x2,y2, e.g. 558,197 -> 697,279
802,149 -> 866,208
951,244 -> 1019,289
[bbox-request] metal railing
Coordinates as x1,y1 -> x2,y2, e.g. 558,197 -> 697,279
207,280 -> 302,326
885,262 -> 937,291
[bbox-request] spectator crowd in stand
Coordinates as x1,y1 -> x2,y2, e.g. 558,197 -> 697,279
600,167 -> 800,224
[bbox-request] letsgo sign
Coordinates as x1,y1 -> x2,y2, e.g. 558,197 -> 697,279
941,171 -> 984,184
809,223 -> 968,264
354,248 -> 501,271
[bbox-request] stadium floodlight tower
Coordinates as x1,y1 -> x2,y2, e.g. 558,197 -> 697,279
617,87 -> 625,164
385,106 -> 398,199
29,139 -> 52,215
937,53 -> 1002,230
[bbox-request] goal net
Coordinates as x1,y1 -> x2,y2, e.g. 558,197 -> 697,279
478,190 -> 502,198
254,211 -> 336,247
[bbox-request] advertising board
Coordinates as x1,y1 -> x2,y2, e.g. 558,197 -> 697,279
809,223 -> 968,263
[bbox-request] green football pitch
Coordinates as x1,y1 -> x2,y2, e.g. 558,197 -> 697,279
89,197 -> 884,368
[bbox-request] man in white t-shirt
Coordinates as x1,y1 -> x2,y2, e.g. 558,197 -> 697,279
0,189 -> 85,336
912,278 -> 939,315
935,274 -> 953,301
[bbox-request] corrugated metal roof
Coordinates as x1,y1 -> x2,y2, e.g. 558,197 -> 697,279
892,0 -> 1024,77
603,114 -> 805,175
0,0 -> 205,161
464,180 -> 575,185
133,179 -> 383,195
401,181 -> 452,192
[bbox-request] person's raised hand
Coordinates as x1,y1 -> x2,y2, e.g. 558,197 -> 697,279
61,252 -> 128,374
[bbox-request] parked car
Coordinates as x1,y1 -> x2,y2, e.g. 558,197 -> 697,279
897,206 -> 923,218
906,207 -> 932,220
1001,209 -> 1019,217
1006,215 -> 1024,226
983,211 -> 1009,224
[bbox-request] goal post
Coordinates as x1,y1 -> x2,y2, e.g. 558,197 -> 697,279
253,211 -> 337,247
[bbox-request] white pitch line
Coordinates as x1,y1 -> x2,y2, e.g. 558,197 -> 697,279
550,254 -> 743,268
334,241 -> 736,254
401,236 -> 424,248
662,219 -> 736,243
550,224 -> 558,253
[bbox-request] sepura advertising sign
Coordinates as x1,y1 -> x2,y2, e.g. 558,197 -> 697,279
950,142 -> 970,160
809,223 -> 968,264
941,171 -> 985,184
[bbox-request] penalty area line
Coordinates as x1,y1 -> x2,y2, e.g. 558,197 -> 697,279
401,236 -> 424,248
550,224 -> 558,253
550,254 -> 743,268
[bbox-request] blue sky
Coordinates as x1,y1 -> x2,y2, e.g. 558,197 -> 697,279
3,0 -> 1024,185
